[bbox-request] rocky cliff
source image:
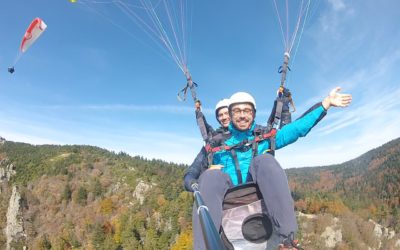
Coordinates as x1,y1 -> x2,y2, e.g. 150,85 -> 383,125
5,186 -> 26,250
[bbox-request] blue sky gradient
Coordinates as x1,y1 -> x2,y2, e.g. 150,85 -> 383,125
1,0 -> 399,168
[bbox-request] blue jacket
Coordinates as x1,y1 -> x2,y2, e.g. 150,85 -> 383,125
213,103 -> 327,185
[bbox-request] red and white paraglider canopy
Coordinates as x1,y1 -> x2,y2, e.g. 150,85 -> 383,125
8,17 -> 47,73
20,17 -> 47,53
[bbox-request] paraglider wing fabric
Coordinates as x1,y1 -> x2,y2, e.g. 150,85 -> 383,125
20,18 -> 47,53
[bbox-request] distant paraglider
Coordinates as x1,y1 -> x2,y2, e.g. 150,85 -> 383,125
8,17 -> 47,74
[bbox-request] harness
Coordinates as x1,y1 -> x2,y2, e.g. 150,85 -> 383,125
205,127 -> 277,185
267,52 -> 296,130
267,86 -> 295,130
177,70 -> 215,144
195,108 -> 214,143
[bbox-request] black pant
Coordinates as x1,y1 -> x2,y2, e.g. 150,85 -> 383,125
192,154 -> 297,250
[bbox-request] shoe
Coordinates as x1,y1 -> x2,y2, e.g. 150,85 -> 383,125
267,232 -> 302,250
279,236 -> 302,250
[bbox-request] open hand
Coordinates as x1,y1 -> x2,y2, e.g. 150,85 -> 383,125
195,100 -> 202,111
323,87 -> 352,109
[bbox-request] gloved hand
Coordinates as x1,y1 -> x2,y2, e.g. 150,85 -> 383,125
190,181 -> 199,192
184,174 -> 198,192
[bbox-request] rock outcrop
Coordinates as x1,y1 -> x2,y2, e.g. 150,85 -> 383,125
321,222 -> 342,248
299,212 -> 399,249
0,161 -> 16,183
133,180 -> 153,205
5,186 -> 26,250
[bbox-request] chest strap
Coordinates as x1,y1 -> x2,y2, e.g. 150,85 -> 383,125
229,149 -> 243,185
205,129 -> 276,153
205,128 -> 277,174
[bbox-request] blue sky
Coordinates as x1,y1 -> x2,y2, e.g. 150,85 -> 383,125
1,0 -> 399,168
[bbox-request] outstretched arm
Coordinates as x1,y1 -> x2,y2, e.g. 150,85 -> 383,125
322,87 -> 352,110
259,87 -> 352,152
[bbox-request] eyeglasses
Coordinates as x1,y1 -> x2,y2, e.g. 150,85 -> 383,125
231,108 -> 253,116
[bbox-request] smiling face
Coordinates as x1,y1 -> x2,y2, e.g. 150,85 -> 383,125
217,107 -> 230,128
230,103 -> 255,131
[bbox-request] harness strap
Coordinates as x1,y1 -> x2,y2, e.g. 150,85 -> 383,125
207,151 -> 214,166
205,144 -> 230,153
205,128 -> 277,185
253,128 -> 277,157
252,140 -> 259,158
185,71 -> 197,102
178,70 -> 198,102
196,110 -> 213,142
271,98 -> 284,129
177,81 -> 198,102
269,136 -> 276,156
230,149 -> 243,185
268,87 -> 294,130
177,71 -> 215,145
254,129 -> 277,143
205,129 -> 277,154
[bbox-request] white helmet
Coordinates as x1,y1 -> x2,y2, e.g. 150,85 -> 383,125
215,98 -> 230,111
229,91 -> 256,111
215,98 -> 230,118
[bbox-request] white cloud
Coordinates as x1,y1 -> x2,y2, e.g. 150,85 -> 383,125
279,48 -> 400,168
0,112 -> 204,165
38,104 -> 214,115
328,0 -> 346,11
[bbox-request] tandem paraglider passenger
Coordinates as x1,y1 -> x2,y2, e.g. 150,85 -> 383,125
188,87 -> 352,250
184,98 -> 232,192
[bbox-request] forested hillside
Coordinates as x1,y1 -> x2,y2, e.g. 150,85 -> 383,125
1,138 -> 399,249
0,141 -> 193,249
287,138 -> 400,232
